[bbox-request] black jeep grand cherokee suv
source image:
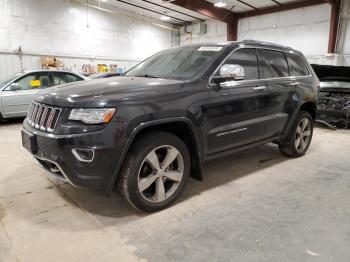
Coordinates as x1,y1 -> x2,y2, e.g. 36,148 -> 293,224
22,40 -> 318,212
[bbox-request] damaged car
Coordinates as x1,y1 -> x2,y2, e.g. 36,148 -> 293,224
312,64 -> 350,128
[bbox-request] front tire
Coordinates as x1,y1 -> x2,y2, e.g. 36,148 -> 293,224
279,111 -> 314,157
118,131 -> 190,212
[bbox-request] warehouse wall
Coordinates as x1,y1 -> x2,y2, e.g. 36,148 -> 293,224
0,0 -> 174,79
179,20 -> 227,45
239,2 -> 350,66
180,2 -> 350,66
336,0 -> 350,66
238,4 -> 331,56
179,4 -> 331,57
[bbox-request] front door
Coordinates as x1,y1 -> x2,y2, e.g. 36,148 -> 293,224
206,48 -> 273,154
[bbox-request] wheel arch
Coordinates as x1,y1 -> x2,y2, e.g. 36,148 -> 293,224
299,101 -> 317,120
279,101 -> 317,143
108,117 -> 204,193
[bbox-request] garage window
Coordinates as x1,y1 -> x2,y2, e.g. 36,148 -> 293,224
258,49 -> 289,79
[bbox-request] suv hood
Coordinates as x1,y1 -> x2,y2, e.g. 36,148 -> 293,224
35,77 -> 185,107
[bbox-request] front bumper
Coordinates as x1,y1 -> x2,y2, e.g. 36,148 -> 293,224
22,120 -> 128,193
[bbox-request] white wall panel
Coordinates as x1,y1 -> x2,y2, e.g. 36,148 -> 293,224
179,20 -> 227,45
0,0 -> 174,79
179,3 -> 350,66
337,0 -> 350,65
238,4 -> 331,56
0,52 -> 139,79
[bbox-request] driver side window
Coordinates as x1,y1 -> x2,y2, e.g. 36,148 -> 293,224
13,74 -> 36,90
218,48 -> 259,80
9,72 -> 50,90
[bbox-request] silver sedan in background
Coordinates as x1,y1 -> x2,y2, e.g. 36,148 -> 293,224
0,70 -> 88,121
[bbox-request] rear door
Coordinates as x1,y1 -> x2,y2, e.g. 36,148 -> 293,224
256,49 -> 294,136
2,72 -> 50,117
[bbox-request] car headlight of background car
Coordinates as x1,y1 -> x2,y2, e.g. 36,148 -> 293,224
69,108 -> 116,124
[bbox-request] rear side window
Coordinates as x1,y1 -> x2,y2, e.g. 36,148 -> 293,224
220,48 -> 259,80
286,53 -> 309,76
258,49 -> 289,79
52,72 -> 82,86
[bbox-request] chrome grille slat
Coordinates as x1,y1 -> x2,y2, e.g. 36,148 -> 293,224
31,104 -> 39,127
26,103 -> 61,133
34,106 -> 44,128
39,107 -> 49,130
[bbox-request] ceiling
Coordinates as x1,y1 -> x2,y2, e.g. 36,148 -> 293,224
99,0 -> 208,25
95,0 -> 309,25
206,0 -> 306,12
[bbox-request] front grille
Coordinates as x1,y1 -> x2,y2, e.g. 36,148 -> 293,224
26,103 -> 62,132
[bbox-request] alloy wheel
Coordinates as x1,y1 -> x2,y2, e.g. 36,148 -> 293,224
137,145 -> 184,203
295,118 -> 311,152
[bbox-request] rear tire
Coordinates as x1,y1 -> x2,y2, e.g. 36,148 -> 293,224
279,111 -> 313,157
118,131 -> 190,212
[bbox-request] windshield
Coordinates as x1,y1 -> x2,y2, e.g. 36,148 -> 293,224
126,45 -> 224,79
0,72 -> 24,88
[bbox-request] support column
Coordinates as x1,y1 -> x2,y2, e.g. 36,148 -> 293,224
227,19 -> 238,41
328,0 -> 341,53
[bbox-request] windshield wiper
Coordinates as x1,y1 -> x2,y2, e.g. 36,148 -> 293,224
135,74 -> 160,78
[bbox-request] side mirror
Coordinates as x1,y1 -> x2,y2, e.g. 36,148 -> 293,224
212,64 -> 245,85
8,83 -> 20,91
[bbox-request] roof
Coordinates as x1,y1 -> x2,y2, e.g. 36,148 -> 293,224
21,70 -> 89,80
23,69 -> 79,74
178,40 -> 299,53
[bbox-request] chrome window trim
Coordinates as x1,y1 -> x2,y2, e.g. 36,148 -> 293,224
208,45 -> 312,88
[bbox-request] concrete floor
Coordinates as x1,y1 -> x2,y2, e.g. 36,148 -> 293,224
0,119 -> 350,262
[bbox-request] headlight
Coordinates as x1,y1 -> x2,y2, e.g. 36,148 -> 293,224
69,108 -> 116,124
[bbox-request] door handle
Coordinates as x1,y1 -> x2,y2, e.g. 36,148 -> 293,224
253,86 -> 266,91
290,82 -> 300,86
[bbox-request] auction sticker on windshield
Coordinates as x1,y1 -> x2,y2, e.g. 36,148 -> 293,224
198,46 -> 222,51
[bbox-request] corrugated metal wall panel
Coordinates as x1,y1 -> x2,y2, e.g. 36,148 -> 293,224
0,53 -> 140,79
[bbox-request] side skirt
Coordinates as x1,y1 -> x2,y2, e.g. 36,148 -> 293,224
203,136 -> 281,162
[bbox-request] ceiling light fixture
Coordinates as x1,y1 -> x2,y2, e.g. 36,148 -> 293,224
161,15 -> 171,21
214,1 -> 226,8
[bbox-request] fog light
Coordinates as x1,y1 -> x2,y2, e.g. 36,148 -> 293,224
72,148 -> 95,162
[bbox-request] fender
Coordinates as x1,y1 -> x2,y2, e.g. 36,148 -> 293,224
279,100 -> 317,143
106,117 -> 204,194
